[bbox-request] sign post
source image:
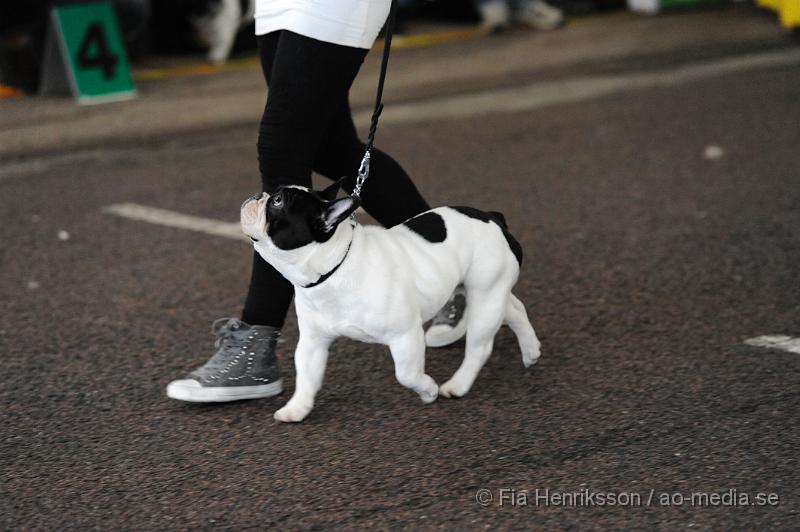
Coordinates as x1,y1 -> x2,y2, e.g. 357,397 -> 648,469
40,2 -> 136,104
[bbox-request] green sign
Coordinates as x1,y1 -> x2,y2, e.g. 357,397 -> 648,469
49,2 -> 136,104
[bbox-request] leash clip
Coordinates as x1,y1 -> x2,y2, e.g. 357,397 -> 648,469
353,149 -> 371,199
348,0 -> 396,216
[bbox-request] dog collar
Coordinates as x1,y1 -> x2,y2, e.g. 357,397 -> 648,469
303,226 -> 355,289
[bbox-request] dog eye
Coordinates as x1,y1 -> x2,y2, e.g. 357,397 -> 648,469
272,195 -> 283,207
249,236 -> 259,242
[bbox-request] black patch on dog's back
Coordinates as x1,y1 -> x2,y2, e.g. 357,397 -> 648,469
403,212 -> 447,243
450,206 -> 523,265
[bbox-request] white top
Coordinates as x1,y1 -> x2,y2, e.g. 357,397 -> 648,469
255,0 -> 391,50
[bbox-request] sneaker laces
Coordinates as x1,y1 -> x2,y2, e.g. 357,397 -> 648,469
197,318 -> 260,374
210,317 -> 280,348
211,317 -> 248,348
189,318 -> 280,381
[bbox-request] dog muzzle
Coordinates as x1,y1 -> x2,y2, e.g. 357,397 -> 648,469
241,193 -> 267,233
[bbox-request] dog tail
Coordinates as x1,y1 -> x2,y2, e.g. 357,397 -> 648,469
488,211 -> 522,266
449,206 -> 523,265
487,211 -> 508,230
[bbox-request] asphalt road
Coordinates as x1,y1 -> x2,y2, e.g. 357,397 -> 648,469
2,9 -> 799,530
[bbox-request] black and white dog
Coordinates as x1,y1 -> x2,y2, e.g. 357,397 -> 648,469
241,181 -> 541,422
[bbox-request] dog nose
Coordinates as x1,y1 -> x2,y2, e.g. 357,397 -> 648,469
242,192 -> 264,211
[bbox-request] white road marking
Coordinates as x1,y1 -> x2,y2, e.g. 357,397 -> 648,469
103,203 -> 372,240
354,49 -> 800,126
103,203 -> 245,240
744,335 -> 800,354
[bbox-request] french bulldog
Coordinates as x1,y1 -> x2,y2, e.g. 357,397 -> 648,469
240,180 -> 541,422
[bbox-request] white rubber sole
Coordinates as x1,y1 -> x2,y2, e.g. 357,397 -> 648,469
425,321 -> 468,348
166,378 -> 283,403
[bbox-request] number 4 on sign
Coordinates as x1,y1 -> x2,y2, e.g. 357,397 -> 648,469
78,23 -> 119,80
40,2 -> 136,104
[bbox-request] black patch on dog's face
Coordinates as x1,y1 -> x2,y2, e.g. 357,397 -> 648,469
265,185 -> 359,250
450,206 -> 523,265
266,188 -> 331,250
403,212 -> 447,243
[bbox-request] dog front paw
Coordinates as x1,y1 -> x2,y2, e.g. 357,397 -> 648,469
274,402 -> 311,423
419,385 -> 439,404
439,377 -> 471,398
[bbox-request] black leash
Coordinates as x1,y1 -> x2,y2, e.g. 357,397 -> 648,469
351,0 -> 398,199
302,3 -> 399,288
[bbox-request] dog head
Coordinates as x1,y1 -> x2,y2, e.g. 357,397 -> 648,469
241,178 -> 360,253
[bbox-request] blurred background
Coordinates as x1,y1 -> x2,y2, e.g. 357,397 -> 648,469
2,0 -> 799,529
1,0 -> 798,94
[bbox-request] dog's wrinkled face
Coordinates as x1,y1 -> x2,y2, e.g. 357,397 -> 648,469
241,180 -> 360,250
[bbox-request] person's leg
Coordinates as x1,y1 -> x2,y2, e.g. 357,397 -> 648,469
256,31 -> 369,189
167,31 -> 372,402
240,32 -> 289,328
242,31 -> 369,326
313,101 -> 429,227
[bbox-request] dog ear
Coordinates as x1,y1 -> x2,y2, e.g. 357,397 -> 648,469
320,177 -> 348,201
322,196 -> 360,230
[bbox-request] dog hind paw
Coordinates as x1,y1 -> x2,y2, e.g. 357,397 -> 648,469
522,342 -> 541,368
522,351 -> 541,368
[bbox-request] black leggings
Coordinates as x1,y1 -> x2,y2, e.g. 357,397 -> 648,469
241,30 -> 430,328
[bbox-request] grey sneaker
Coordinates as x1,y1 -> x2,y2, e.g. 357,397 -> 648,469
166,318 -> 283,402
425,285 -> 468,348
